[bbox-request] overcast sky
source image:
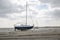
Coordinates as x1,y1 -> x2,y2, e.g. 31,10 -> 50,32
0,0 -> 60,28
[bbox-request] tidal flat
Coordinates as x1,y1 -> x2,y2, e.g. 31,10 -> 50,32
0,27 -> 60,40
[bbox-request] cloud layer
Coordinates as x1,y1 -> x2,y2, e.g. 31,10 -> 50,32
0,0 -> 60,27
0,0 -> 25,18
39,0 -> 60,7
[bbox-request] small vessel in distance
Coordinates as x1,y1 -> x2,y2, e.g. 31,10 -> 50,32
14,2 -> 34,31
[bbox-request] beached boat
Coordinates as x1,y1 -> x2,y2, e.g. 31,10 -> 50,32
14,2 -> 34,31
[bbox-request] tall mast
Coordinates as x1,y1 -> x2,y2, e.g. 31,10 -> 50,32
26,2 -> 27,25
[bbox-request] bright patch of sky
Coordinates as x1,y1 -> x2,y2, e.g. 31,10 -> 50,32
36,4 -> 48,10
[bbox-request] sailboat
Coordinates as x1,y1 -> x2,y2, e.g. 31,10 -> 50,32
14,2 -> 34,31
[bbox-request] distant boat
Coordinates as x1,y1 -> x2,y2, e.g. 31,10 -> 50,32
14,2 -> 34,31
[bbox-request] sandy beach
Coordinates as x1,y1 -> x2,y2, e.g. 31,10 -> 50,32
0,27 -> 60,40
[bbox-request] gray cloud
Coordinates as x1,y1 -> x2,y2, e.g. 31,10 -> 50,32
39,0 -> 60,7
46,9 -> 60,20
51,9 -> 60,19
0,14 -> 7,18
39,0 -> 60,20
0,0 -> 25,18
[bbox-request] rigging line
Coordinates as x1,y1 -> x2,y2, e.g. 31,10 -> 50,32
26,2 -> 34,26
30,11 -> 34,26
29,10 -> 38,26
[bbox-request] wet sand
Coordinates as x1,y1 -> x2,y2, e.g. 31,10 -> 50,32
0,28 -> 60,40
